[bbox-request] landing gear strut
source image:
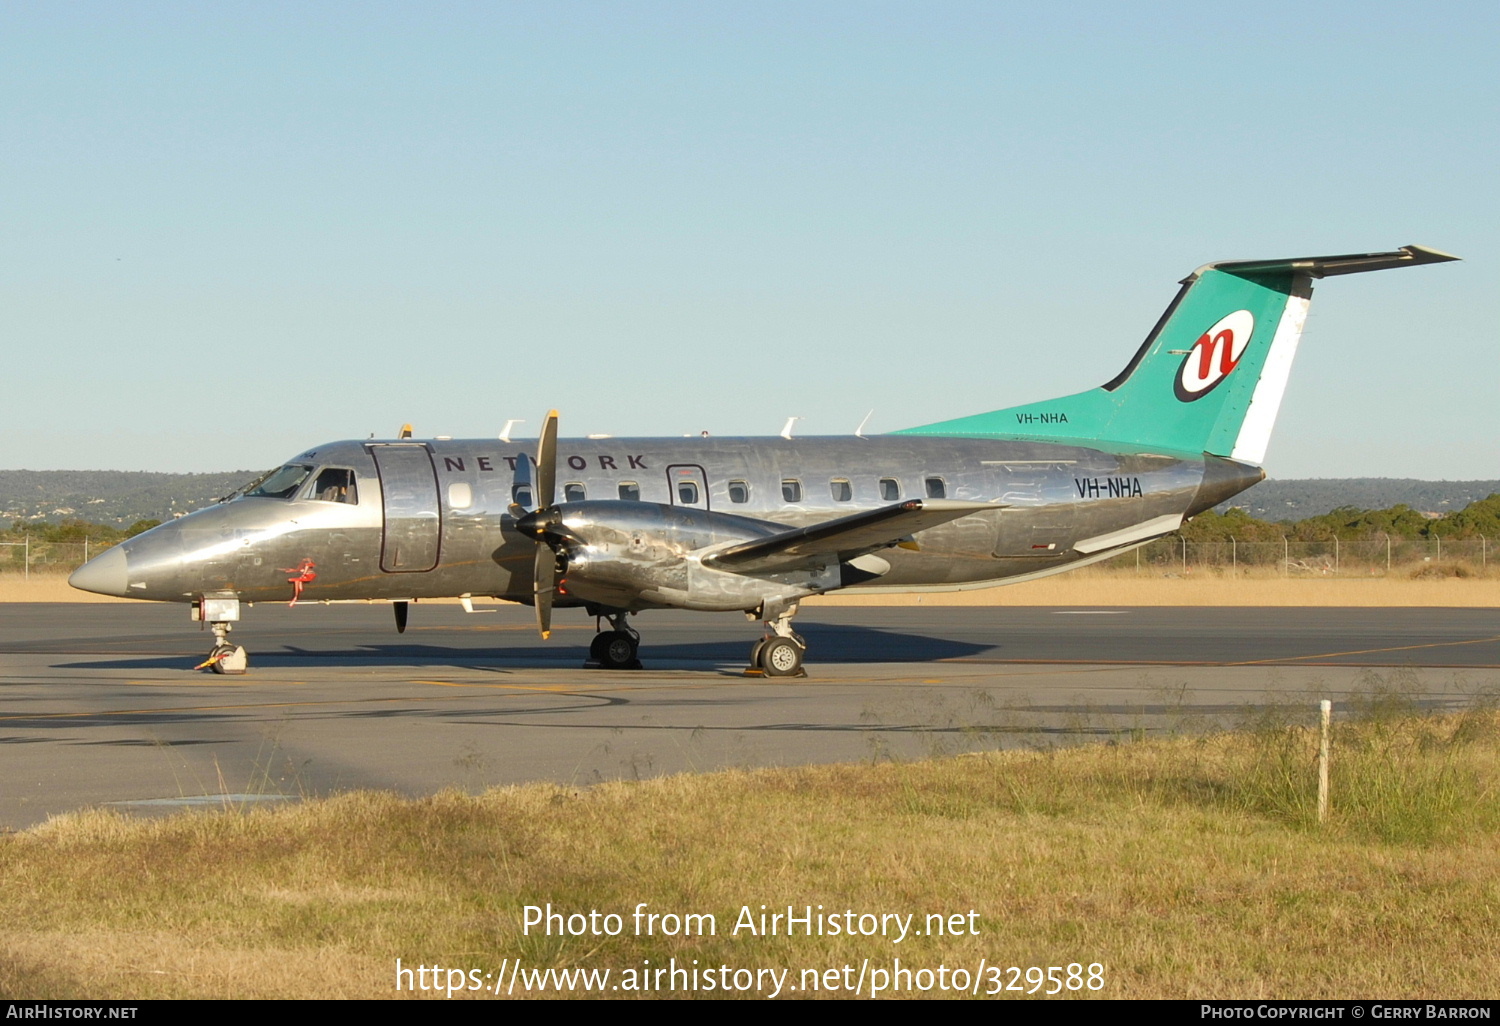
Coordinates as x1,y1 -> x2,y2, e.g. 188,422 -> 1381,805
586,611 -> 642,670
197,621 -> 248,675
748,603 -> 806,677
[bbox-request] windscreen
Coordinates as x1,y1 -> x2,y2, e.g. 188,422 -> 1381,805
246,464 -> 313,499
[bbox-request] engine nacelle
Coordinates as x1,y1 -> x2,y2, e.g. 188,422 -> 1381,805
547,501 -> 855,613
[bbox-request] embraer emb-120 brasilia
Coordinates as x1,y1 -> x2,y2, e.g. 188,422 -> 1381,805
71,245 -> 1458,676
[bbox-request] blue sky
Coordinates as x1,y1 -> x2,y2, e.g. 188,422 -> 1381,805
2,2 -> 1494,477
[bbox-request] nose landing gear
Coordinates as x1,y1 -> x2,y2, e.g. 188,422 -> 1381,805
196,621 -> 248,675
193,596 -> 247,675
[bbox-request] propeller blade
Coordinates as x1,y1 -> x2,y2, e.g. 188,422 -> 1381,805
393,601 -> 409,634
534,543 -> 555,639
536,409 -> 558,511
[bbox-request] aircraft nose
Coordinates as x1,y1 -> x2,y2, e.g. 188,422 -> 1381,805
69,545 -> 129,597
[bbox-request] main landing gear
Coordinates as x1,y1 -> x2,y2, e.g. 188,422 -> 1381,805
747,605 -> 807,678
586,611 -> 642,670
196,621 -> 248,675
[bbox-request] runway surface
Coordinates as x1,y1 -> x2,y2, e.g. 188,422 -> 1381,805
2,601 -> 1497,830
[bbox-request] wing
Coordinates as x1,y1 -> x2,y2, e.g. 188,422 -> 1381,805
702,499 -> 1001,574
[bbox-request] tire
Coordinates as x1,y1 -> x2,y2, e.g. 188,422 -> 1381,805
759,637 -> 803,677
210,645 -> 248,675
589,633 -> 609,661
599,631 -> 638,669
748,639 -> 766,668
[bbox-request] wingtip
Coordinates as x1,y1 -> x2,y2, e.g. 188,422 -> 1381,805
1404,244 -> 1462,263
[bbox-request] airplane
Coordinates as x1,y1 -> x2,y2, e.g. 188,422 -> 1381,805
69,244 -> 1458,676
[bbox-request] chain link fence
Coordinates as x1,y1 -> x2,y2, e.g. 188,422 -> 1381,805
0,540 -> 111,578
1103,536 -> 1491,577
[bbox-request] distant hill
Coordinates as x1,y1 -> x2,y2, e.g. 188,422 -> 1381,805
1216,479 -> 1500,520
4,469 -> 1498,527
0,470 -> 257,527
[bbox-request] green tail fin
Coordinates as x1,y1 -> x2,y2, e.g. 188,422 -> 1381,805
895,245 -> 1457,464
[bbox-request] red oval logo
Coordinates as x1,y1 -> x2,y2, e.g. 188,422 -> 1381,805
1175,310 -> 1254,401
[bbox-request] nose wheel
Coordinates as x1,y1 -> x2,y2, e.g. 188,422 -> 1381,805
196,621 -> 249,675
586,612 -> 643,670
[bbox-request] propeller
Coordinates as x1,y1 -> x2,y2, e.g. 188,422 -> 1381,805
512,410 -> 564,639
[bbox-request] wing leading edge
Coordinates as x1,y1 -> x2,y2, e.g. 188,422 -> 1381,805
703,498 -> 1001,574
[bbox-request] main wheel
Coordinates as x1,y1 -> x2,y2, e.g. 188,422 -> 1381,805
759,637 -> 803,677
589,633 -> 609,661
599,631 -> 639,669
748,638 -> 767,669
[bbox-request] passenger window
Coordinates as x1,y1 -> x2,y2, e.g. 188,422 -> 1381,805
564,482 -> 587,502
925,477 -> 946,499
782,479 -> 802,503
512,484 -> 533,507
678,481 -> 699,504
830,478 -> 852,502
311,468 -> 358,504
728,480 -> 750,503
879,478 -> 900,501
618,481 -> 640,501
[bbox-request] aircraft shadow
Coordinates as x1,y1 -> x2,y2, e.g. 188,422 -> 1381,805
54,623 -> 994,672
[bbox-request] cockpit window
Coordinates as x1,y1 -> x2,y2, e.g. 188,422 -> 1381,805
311,468 -> 358,504
247,464 -> 313,499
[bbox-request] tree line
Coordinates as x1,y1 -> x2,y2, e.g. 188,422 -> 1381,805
1184,494 -> 1500,544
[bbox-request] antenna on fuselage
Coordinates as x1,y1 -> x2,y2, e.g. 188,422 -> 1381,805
855,409 -> 874,438
500,419 -> 524,443
399,423 -> 413,439
781,416 -> 801,440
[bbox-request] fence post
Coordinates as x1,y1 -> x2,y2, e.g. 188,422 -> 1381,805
1383,531 -> 1391,574
1318,699 -> 1332,824
1282,536 -> 1288,577
85,537 -> 89,564
1333,535 -> 1339,576
1181,535 -> 1187,574
1435,531 -> 1441,562
24,535 -> 29,581
1231,536 -> 1237,575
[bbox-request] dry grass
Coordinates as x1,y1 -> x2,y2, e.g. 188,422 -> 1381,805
0,576 -> 135,602
3,699 -> 1498,999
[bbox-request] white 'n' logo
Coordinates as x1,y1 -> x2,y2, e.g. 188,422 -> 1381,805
1175,310 -> 1254,402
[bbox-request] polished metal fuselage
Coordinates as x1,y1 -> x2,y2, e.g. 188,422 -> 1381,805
100,435 -> 1259,608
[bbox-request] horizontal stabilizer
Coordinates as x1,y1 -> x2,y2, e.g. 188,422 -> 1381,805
1200,245 -> 1459,280
704,499 -> 1000,574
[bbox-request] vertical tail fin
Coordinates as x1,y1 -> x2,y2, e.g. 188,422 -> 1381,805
896,245 -> 1458,463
